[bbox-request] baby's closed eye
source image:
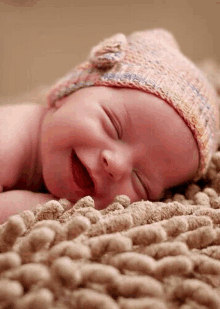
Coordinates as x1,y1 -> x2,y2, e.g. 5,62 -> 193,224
103,107 -> 122,140
132,170 -> 149,200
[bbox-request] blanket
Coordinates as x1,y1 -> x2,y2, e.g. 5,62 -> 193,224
1,59 -> 220,309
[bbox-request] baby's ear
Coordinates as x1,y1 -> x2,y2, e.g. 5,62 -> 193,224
51,98 -> 66,109
46,88 -> 67,109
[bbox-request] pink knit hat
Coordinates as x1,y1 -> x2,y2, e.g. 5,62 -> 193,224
47,29 -> 219,180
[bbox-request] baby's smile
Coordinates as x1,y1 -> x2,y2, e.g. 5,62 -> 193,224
71,150 -> 94,194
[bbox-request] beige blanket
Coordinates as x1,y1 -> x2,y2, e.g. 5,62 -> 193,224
1,59 -> 220,309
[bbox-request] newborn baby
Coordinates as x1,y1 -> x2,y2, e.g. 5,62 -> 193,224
0,29 -> 219,222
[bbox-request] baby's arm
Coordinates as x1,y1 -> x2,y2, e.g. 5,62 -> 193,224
0,190 -> 54,224
0,103 -> 54,223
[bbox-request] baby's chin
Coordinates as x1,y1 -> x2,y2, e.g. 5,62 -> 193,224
48,184 -> 112,210
43,176 -> 124,210
92,196 -> 114,210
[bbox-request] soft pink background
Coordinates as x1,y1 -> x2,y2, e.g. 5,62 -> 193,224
1,0 -> 220,101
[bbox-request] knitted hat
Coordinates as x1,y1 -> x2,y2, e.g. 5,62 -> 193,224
47,29 -> 219,180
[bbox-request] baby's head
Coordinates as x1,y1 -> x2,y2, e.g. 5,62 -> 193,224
41,29 -> 219,209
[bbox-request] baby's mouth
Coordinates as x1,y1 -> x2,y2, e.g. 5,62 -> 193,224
71,151 -> 94,194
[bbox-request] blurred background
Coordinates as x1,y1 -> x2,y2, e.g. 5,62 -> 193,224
1,0 -> 220,103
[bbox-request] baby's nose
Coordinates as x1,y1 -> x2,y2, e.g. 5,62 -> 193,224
101,150 -> 130,182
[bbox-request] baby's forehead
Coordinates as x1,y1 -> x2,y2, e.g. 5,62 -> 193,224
96,87 -> 172,116
74,86 -> 186,130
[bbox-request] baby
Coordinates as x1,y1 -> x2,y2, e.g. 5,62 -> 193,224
0,29 -> 219,223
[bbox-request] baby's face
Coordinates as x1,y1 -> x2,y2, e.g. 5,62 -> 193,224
41,86 -> 199,209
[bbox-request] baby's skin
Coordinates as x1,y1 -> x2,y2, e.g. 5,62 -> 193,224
0,86 -> 199,222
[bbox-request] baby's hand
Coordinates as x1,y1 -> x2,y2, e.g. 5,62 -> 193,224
0,190 -> 54,224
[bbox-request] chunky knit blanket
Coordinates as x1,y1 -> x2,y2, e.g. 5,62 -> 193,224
1,59 -> 220,309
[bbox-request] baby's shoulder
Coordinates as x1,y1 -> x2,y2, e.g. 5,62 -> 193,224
0,104 -> 41,153
0,103 -> 46,190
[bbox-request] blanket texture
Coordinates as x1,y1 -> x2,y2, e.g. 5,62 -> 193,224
1,59 -> 220,309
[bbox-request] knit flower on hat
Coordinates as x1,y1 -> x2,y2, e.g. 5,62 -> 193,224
89,33 -> 127,69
